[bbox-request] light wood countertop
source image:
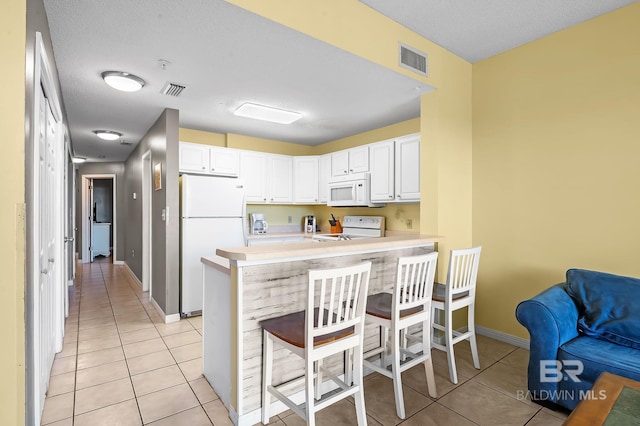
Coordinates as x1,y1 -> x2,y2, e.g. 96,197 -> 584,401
214,234 -> 441,263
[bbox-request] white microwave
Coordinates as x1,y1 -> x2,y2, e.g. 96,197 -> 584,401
327,173 -> 384,207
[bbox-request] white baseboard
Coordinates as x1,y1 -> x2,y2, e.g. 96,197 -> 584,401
476,325 -> 529,350
149,297 -> 181,324
113,260 -> 124,265
123,262 -> 142,289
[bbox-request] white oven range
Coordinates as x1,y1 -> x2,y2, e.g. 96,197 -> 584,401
312,215 -> 385,242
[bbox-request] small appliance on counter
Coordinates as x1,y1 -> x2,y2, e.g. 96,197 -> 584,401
250,213 -> 268,234
304,215 -> 316,234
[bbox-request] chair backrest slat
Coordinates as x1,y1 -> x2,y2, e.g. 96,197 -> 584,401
393,252 -> 438,315
446,246 -> 482,298
307,262 -> 372,345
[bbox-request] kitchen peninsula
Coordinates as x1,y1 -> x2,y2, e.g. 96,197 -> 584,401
201,235 -> 439,426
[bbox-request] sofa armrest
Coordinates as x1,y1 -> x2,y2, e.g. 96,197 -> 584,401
516,284 -> 580,397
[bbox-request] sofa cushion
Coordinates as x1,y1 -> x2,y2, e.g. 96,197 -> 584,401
566,268 -> 640,349
559,336 -> 640,384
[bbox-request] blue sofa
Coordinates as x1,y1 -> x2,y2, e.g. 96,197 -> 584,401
516,269 -> 640,410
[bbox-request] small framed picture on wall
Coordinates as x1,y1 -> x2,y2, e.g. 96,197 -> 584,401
154,163 -> 162,191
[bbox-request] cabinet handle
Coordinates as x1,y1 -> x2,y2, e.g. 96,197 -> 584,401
211,168 -> 215,171
263,198 -> 267,201
344,170 -> 347,174
202,166 -> 205,170
389,195 -> 393,199
349,169 -> 353,172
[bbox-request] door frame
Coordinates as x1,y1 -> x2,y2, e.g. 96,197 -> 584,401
142,150 -> 153,294
81,174 -> 117,263
26,32 -> 66,426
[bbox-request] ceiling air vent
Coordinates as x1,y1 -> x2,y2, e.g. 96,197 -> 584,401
120,141 -> 133,146
161,82 -> 186,97
399,43 -> 427,76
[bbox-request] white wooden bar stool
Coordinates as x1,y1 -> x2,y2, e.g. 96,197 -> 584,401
362,252 -> 438,419
261,262 -> 372,426
431,246 -> 482,384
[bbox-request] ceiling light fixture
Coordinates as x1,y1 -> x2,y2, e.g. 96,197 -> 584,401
71,157 -> 86,164
93,130 -> 122,141
234,102 -> 302,124
101,71 -> 145,92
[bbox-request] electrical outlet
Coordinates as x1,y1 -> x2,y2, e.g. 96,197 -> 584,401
406,219 -> 413,229
131,249 -> 135,257
288,216 -> 292,223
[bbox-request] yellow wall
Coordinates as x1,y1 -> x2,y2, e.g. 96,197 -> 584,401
1,0 -> 26,424
227,133 -> 315,155
472,3 -> 640,338
179,128 -> 226,147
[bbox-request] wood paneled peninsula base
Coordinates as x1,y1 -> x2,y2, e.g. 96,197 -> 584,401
201,234 -> 440,426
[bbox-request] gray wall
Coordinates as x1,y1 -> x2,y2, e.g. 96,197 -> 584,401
75,162 -> 126,262
124,109 -> 180,316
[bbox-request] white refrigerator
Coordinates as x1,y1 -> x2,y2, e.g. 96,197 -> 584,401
180,174 -> 246,316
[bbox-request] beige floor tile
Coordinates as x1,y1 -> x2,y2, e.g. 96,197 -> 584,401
73,399 -> 141,426
189,377 -> 219,404
79,307 -> 114,321
186,315 -> 203,329
42,418 -> 73,426
471,359 -> 534,405
120,326 -> 161,345
76,359 -> 130,389
74,377 -> 135,415
499,348 -> 530,370
438,380 -> 538,425
431,344 -> 486,381
276,399 -> 382,426
54,342 -> 77,359
156,321 -> 195,336
51,356 -> 77,376
78,324 -> 119,341
117,319 -> 155,334
163,330 -> 202,348
77,334 -> 122,354
124,337 -> 167,358
147,405 -> 213,425
78,315 -> 116,330
127,349 -> 177,375
400,356 -> 470,399
41,392 -> 74,425
526,409 -> 564,426
63,331 -> 78,344
76,346 -> 125,370
46,372 -> 75,397
202,399 -> 235,426
131,364 -> 186,396
179,357 -> 203,381
169,341 -> 202,363
542,407 -> 570,420
363,374 -> 432,425
137,382 -> 200,424
115,310 -> 150,323
400,402 -> 477,426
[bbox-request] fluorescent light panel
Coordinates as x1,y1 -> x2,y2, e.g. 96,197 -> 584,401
234,102 -> 302,124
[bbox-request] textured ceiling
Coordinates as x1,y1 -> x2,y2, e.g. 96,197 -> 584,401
43,0 -> 634,162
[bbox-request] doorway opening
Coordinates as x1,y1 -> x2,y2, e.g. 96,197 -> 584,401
142,150 -> 152,295
81,174 -> 117,263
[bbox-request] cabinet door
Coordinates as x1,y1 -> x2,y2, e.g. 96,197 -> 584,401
318,154 -> 332,203
395,134 -> 420,201
331,150 -> 349,177
293,156 -> 319,204
240,151 -> 268,203
369,140 -> 395,202
209,147 -> 239,177
179,142 -> 209,174
348,145 -> 369,174
268,154 -> 293,203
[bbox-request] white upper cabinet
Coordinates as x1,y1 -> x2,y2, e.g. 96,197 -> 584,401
209,147 -> 239,177
293,156 -> 319,204
369,139 -> 395,202
318,154 -> 332,203
331,146 -> 369,177
268,154 -> 293,204
240,150 -> 268,203
395,134 -> 420,202
179,142 -> 239,177
179,142 -> 209,174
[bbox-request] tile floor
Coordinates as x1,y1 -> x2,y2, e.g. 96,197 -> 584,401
41,258 -> 570,425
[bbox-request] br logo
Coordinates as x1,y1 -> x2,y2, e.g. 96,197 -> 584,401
540,360 -> 584,383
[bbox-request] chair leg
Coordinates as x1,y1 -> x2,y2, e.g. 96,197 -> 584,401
444,308 -> 458,384
468,303 -> 480,369
345,349 -> 353,386
262,331 -> 273,425
391,329 -> 406,419
381,326 -> 389,368
315,360 -> 322,400
306,358 -> 316,426
352,345 -> 368,426
422,320 -> 437,398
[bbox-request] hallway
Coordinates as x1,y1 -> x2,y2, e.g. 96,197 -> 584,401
40,258 -> 231,425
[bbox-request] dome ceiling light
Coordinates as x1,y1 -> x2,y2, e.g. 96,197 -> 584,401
93,130 -> 122,141
101,71 -> 145,92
